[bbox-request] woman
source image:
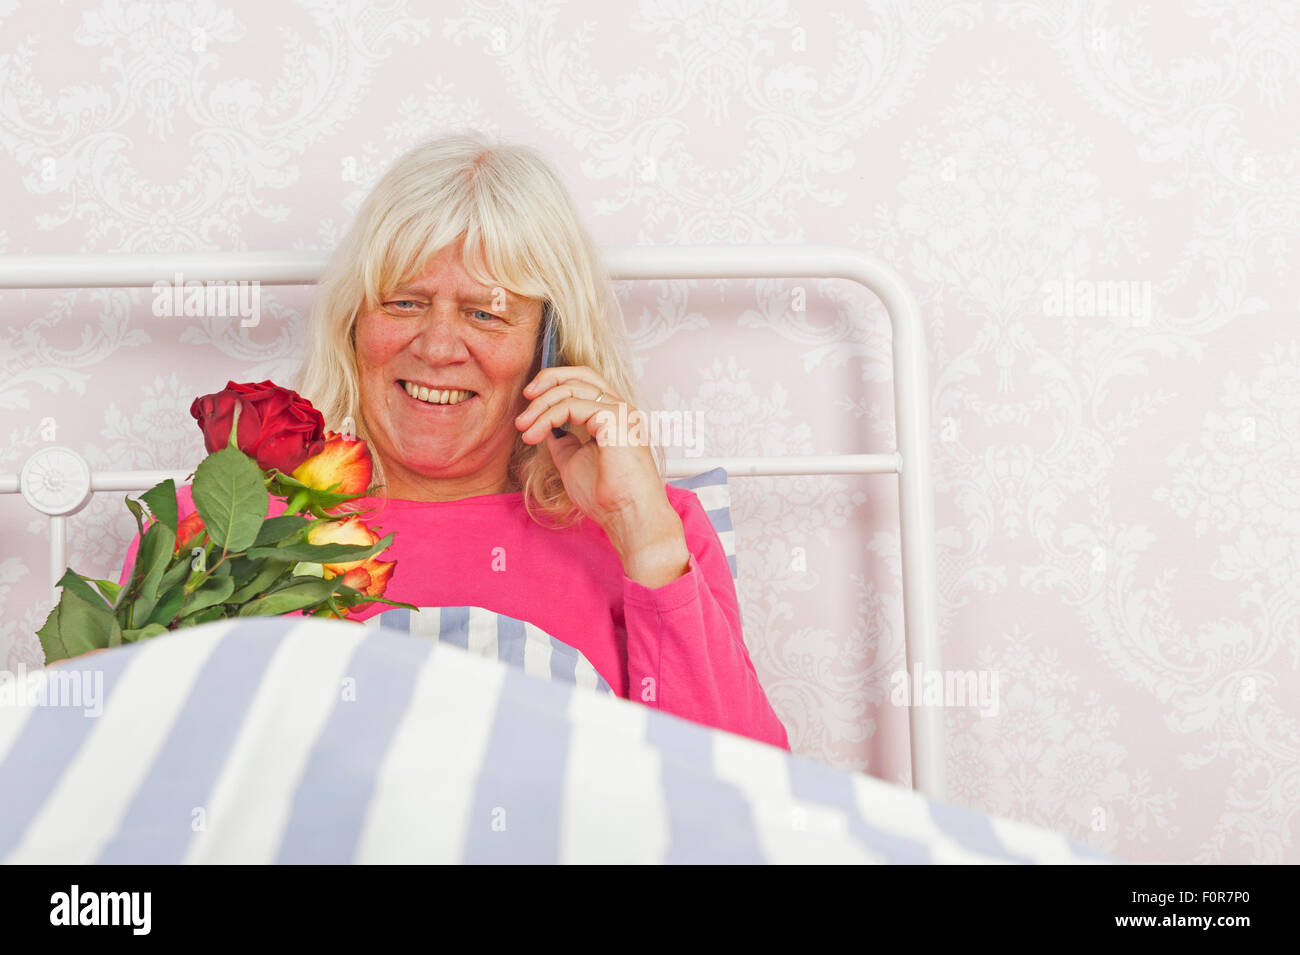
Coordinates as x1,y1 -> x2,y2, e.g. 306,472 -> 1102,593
123,133 -> 788,750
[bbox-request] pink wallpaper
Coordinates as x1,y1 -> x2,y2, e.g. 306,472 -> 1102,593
2,0 -> 1297,863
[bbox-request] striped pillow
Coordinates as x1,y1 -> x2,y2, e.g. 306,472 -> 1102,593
364,606 -> 613,695
667,467 -> 736,582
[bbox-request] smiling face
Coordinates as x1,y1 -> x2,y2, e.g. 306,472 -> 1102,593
352,240 -> 545,501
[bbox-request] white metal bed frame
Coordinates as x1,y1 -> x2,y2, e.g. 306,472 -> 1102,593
0,245 -> 945,800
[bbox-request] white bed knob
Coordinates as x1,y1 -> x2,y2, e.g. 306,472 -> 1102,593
20,446 -> 93,517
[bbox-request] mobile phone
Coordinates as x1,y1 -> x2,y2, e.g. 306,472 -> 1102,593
539,302 -> 568,438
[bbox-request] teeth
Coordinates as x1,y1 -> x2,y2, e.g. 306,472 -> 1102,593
403,381 -> 475,405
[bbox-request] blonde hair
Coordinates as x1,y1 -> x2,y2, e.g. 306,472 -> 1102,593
292,131 -> 661,528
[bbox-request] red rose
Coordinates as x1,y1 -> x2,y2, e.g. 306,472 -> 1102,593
190,380 -> 326,474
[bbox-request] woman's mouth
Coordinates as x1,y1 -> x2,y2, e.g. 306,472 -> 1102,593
398,380 -> 478,407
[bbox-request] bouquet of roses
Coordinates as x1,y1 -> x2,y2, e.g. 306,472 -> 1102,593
38,380 -> 416,664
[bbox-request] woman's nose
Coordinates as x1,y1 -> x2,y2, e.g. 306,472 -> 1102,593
410,305 -> 470,358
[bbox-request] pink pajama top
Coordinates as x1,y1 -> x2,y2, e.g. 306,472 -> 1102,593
117,483 -> 790,751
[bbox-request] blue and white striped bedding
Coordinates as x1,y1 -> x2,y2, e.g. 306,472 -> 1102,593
668,467 -> 737,581
361,605 -> 613,695
0,616 -> 1114,864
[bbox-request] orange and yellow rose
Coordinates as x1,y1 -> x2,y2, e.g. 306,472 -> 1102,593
292,430 -> 373,497
304,514 -> 396,616
173,510 -> 207,555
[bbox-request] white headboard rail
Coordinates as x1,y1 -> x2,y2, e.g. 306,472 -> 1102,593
0,244 -> 945,800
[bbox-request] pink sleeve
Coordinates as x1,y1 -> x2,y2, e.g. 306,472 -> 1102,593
622,489 -> 790,751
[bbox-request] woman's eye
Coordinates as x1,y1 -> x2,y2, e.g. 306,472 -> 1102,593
470,309 -> 498,321
384,300 -> 424,313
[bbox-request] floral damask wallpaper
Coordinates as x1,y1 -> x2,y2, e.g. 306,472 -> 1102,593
2,0 -> 1297,863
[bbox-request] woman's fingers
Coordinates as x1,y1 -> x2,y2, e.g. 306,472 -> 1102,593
522,365 -> 612,402
516,365 -> 618,431
517,395 -> 623,444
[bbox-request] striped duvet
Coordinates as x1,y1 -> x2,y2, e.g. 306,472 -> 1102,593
0,616 -> 1114,864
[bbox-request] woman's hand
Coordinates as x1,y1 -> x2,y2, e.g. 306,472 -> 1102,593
515,366 -> 690,588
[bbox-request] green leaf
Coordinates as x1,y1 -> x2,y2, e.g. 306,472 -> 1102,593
228,558 -> 294,603
226,555 -> 255,584
266,470 -> 311,491
253,514 -> 312,546
308,500 -> 384,520
303,489 -> 357,508
115,496 -> 149,614
181,576 -> 236,617
55,567 -> 113,612
268,471 -> 375,512
129,523 -> 177,625
193,445 -> 269,553
237,577 -> 345,617
124,495 -> 146,538
158,557 -> 193,594
140,479 -> 179,534
244,532 -> 394,564
144,579 -> 186,628
37,589 -> 122,664
89,578 -> 122,604
339,594 -> 421,613
122,623 -> 169,643
175,605 -> 227,628
324,582 -> 420,614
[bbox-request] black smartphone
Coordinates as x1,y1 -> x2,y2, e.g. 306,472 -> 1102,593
539,302 -> 567,438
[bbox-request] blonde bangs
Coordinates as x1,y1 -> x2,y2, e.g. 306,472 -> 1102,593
361,208 -> 467,312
